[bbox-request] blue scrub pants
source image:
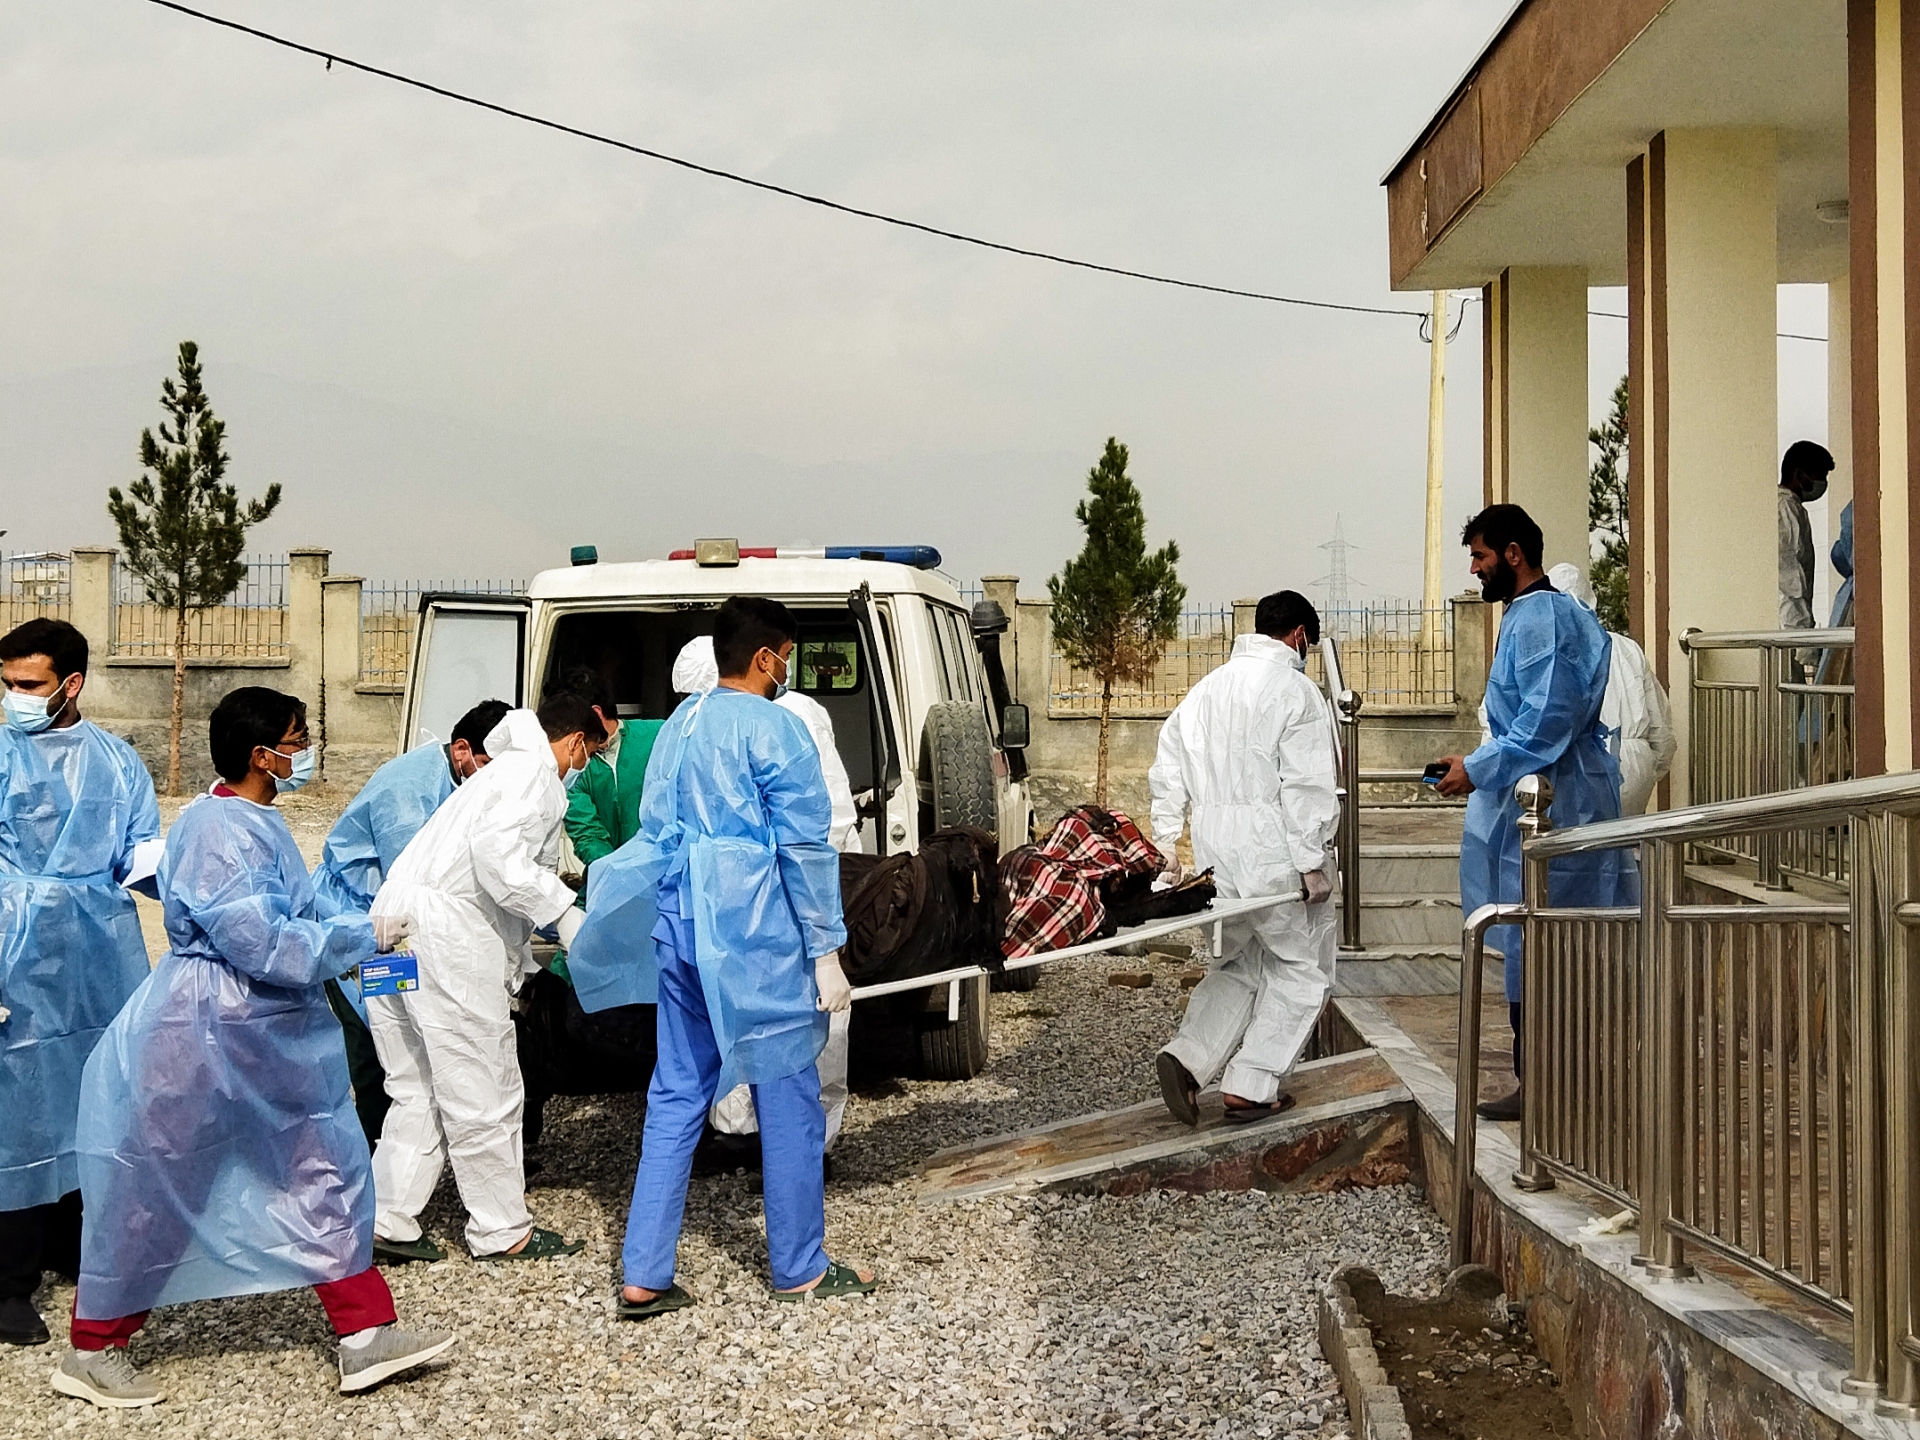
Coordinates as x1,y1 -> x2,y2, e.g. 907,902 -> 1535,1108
622,909 -> 829,1293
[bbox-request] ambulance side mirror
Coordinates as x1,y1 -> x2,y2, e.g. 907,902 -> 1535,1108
999,703 -> 1030,751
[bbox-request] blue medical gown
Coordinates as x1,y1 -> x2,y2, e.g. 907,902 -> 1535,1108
569,689 -> 844,1084
75,793 -> 380,1320
0,723 -> 159,1211
313,742 -> 455,915
1460,589 -> 1636,1001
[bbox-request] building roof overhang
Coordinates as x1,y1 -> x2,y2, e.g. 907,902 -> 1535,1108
1383,0 -> 1848,292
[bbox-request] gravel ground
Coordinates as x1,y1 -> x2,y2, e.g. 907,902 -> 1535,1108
12,788 -> 1452,1439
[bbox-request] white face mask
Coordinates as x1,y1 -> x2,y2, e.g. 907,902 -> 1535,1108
271,745 -> 315,794
3,682 -> 73,733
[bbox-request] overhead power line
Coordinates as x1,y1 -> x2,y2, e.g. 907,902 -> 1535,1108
139,0 -> 1422,319
1586,309 -> 1827,344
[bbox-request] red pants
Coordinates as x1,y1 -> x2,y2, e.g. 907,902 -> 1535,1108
70,1266 -> 396,1350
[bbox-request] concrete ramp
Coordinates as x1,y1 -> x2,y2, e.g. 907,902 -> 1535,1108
919,1049 -> 1414,1203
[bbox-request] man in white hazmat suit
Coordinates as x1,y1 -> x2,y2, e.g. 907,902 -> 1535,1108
669,635 -> 858,1151
1150,590 -> 1340,1126
367,692 -> 605,1262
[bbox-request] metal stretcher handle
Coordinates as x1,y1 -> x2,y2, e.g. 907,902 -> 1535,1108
843,890 -> 1306,1003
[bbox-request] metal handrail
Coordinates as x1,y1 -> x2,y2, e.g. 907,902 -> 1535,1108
1522,768 -> 1920,857
1449,767 -> 1920,1409
1322,635 -> 1364,952
1681,627 -> 1856,651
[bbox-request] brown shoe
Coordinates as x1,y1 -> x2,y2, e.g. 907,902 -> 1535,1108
1476,1085 -> 1523,1122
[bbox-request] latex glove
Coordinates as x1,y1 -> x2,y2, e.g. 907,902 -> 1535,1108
815,951 -> 853,1013
372,914 -> 414,953
556,907 -> 586,951
1158,859 -> 1184,887
1303,869 -> 1333,906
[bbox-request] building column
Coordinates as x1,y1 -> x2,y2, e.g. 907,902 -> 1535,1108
1481,266 -> 1591,574
1847,0 -> 1920,779
1627,128 -> 1780,806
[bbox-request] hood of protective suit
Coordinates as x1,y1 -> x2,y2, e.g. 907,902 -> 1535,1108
672,636 -> 720,694
481,708 -> 550,759
1548,563 -> 1597,613
1232,633 -> 1306,670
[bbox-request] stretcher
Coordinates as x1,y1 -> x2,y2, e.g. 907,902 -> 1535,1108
845,891 -> 1304,1020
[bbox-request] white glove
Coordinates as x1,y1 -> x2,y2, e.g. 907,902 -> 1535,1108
1158,860 -> 1184,887
556,907 -> 586,950
815,951 -> 852,1013
372,914 -> 414,953
1303,869 -> 1333,905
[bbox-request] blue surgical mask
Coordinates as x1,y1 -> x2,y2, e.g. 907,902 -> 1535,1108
563,764 -> 585,790
273,745 -> 315,794
769,651 -> 791,702
4,684 -> 72,733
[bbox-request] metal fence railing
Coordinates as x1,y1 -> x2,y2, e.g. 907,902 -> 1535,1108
360,580 -> 526,685
1049,606 -> 1235,715
1451,772 -> 1920,1403
112,554 -> 289,658
1048,601 -> 1457,716
1683,627 -> 1855,887
1309,603 -> 1455,707
2,552 -> 73,631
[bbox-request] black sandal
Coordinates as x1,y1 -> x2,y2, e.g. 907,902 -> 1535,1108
1157,1052 -> 1200,1127
616,1284 -> 695,1320
1222,1093 -> 1297,1124
373,1235 -> 446,1264
772,1260 -> 880,1302
476,1227 -> 585,1262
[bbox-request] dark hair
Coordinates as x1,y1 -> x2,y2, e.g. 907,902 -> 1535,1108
1462,503 -> 1544,568
1782,440 -> 1834,486
535,689 -> 602,745
0,617 -> 88,680
552,664 -> 617,720
1254,591 -> 1319,645
713,596 -> 798,677
209,686 -> 306,782
451,699 -> 511,753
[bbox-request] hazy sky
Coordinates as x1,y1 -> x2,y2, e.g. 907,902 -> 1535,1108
0,1 -> 1832,603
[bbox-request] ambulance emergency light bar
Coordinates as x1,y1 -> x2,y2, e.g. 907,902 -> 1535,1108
669,540 -> 942,569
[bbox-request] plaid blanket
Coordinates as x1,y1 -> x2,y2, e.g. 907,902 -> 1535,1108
999,807 -> 1164,958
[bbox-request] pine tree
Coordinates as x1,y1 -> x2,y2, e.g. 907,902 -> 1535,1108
1588,374 -> 1631,633
1048,438 -> 1185,806
108,342 -> 282,794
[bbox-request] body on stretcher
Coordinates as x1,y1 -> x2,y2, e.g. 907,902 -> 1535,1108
844,891 -> 1307,1019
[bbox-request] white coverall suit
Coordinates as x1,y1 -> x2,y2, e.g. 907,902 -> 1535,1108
1151,633 -> 1340,1105
368,710 -> 574,1254
1475,566 -> 1677,818
668,637 -> 858,1147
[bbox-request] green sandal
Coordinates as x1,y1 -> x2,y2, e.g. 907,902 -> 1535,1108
616,1284 -> 696,1321
476,1227 -> 585,1262
772,1260 -> 880,1302
373,1235 -> 447,1264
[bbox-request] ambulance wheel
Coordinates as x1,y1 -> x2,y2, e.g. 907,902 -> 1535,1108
925,702 -> 996,833
992,965 -> 1040,993
919,973 -> 991,1080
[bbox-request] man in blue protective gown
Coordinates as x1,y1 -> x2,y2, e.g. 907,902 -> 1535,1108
0,620 -> 159,1350
1433,505 -> 1633,1123
600,597 -> 877,1319
314,698 -> 511,1144
59,687 -> 453,1407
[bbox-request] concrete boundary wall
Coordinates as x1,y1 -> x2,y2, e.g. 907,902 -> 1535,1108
62,547 -> 402,794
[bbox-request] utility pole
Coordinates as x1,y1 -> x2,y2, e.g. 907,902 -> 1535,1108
1421,290 -> 1447,649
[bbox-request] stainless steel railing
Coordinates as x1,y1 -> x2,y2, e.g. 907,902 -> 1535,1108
1321,636 -> 1363,952
1682,627 -> 1855,887
1450,768 -> 1920,1414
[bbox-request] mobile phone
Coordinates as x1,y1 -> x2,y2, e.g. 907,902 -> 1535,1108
1421,761 -> 1449,786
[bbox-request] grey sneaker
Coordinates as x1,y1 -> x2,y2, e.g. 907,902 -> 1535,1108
50,1348 -> 164,1408
338,1325 -> 457,1394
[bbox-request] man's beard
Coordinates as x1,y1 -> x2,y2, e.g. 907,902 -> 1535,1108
1479,557 -> 1519,603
